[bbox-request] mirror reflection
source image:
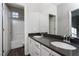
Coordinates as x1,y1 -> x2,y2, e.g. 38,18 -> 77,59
71,9 -> 79,38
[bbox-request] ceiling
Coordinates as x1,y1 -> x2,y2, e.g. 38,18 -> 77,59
53,3 -> 61,6
6,3 -> 24,9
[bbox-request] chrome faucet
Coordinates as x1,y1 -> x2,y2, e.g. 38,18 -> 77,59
41,33 -> 44,37
63,34 -> 71,43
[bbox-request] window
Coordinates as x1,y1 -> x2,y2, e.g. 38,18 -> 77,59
12,11 -> 19,18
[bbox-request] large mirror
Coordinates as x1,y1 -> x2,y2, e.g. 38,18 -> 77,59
71,9 -> 79,38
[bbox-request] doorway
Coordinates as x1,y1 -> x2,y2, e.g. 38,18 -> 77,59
3,3 -> 24,56
49,14 -> 56,34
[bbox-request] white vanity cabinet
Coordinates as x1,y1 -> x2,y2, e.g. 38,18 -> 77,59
28,37 -> 61,56
28,37 -> 31,54
40,45 -> 61,56
50,50 -> 61,56
30,38 -> 40,56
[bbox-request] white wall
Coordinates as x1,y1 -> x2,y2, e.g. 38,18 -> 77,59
40,3 -> 57,15
57,3 -> 79,36
0,3 -> 2,56
40,3 -> 57,34
26,3 -> 57,33
25,3 -> 57,55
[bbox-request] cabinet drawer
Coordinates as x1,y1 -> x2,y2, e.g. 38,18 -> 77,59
41,45 -> 50,52
30,39 -> 40,56
40,48 -> 50,56
40,45 -> 61,56
31,44 -> 40,53
31,47 -> 40,56
51,50 -> 61,56
40,45 -> 51,56
31,39 -> 40,49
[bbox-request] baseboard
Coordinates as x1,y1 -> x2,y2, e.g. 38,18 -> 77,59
4,49 -> 10,56
25,54 -> 31,56
25,52 -> 29,56
0,52 -> 2,56
11,40 -> 24,49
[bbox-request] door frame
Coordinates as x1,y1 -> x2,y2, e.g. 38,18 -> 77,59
2,3 -> 25,56
2,3 -> 3,56
0,3 -> 3,56
49,14 -> 56,34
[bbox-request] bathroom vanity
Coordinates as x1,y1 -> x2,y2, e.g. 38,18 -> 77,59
27,33 -> 79,56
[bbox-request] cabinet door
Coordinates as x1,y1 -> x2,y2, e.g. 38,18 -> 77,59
28,37 -> 31,54
39,13 -> 49,33
31,46 -> 40,56
25,37 -> 31,55
40,45 -> 51,56
30,39 -> 40,56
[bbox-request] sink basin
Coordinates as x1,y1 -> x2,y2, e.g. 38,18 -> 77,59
51,42 -> 77,50
33,36 -> 42,38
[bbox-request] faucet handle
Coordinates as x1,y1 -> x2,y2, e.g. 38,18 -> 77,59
63,34 -> 71,43
67,36 -> 71,43
63,36 -> 67,42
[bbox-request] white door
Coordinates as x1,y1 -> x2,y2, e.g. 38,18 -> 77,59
3,4 -> 11,56
0,3 -> 2,56
49,15 -> 56,34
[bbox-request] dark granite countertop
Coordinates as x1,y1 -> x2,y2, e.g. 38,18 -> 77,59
28,33 -> 79,56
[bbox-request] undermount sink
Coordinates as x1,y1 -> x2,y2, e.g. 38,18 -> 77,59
51,42 -> 77,50
33,36 -> 42,38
